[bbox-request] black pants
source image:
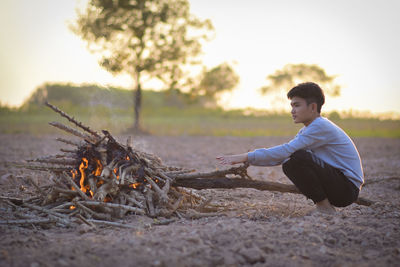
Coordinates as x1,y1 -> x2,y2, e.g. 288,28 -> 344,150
282,150 -> 359,207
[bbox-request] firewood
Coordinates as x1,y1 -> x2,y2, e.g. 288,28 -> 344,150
174,177 -> 374,206
121,192 -> 145,209
31,158 -> 80,166
22,203 -> 73,226
77,214 -> 96,228
145,176 -> 169,203
78,201 -> 146,215
49,121 -> 97,143
73,201 -> 111,221
45,101 -> 101,139
62,172 -> 90,201
56,137 -> 81,147
0,218 -> 54,225
0,195 -> 24,205
145,188 -> 156,217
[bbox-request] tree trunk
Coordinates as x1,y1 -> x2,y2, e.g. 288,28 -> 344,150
133,72 -> 142,132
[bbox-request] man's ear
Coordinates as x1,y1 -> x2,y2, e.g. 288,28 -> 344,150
311,103 -> 317,112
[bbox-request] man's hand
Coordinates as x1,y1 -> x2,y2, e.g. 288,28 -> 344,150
216,153 -> 248,165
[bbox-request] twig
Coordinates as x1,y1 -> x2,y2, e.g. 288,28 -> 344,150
78,201 -> 146,215
56,138 -> 80,147
50,202 -> 74,210
31,158 -> 79,166
62,172 -> 91,201
145,189 -> 155,217
22,203 -> 68,219
45,101 -> 101,138
22,203 -> 73,226
145,176 -> 169,203
27,176 -> 46,196
121,193 -> 145,209
73,201 -> 111,220
49,121 -> 96,143
0,196 -> 24,205
53,187 -> 79,197
0,218 -> 54,225
77,214 -> 96,228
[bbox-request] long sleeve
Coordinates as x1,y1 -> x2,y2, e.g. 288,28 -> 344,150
247,118 -> 329,166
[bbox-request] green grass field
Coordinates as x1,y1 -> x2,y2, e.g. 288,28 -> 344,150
1,84 -> 399,138
1,105 -> 399,138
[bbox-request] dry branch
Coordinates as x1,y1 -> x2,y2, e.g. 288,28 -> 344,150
174,177 -> 374,206
0,218 -> 54,225
56,138 -> 80,147
62,172 -> 90,201
49,122 -> 96,143
46,101 -> 101,138
78,201 -> 146,215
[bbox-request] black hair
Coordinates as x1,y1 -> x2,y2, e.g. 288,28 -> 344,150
287,82 -> 325,113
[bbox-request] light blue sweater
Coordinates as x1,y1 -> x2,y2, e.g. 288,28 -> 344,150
247,116 -> 364,189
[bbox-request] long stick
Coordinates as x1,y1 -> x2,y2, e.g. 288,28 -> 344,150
49,122 -> 95,143
56,138 -> 80,147
174,177 -> 374,206
45,101 -> 101,138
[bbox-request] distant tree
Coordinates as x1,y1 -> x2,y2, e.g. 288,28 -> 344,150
260,63 -> 341,97
192,63 -> 239,100
71,0 -> 213,132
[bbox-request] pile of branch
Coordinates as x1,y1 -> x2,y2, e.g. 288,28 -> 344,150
2,103 -> 373,228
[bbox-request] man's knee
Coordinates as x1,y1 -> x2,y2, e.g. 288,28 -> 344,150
290,149 -> 309,161
282,150 -> 309,174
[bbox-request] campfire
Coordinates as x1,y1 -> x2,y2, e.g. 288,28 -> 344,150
3,102 -> 372,228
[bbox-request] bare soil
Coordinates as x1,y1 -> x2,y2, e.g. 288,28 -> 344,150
0,134 -> 399,267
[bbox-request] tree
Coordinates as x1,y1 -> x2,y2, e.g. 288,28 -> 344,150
260,63 -> 341,97
71,0 -> 213,132
192,63 -> 239,101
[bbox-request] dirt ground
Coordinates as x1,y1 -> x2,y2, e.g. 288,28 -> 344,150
0,134 -> 399,267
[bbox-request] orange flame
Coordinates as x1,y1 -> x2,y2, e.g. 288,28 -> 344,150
93,159 -> 102,176
69,205 -> 76,210
129,183 -> 141,189
79,158 -> 89,193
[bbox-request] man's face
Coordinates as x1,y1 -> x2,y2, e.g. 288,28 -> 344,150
290,96 -> 316,125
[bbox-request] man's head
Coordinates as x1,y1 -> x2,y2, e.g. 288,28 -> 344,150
287,82 -> 325,113
287,82 -> 325,126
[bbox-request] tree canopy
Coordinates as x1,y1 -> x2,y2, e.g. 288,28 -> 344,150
193,63 -> 239,99
260,63 -> 341,97
71,0 -> 214,131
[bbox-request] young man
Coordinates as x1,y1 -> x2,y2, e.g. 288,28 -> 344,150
217,82 -> 363,214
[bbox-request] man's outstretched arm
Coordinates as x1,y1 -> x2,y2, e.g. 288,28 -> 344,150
216,153 -> 248,165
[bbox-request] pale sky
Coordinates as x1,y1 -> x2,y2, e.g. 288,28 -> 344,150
0,0 -> 399,117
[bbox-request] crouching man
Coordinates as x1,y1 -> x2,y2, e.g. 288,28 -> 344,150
217,82 -> 363,214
